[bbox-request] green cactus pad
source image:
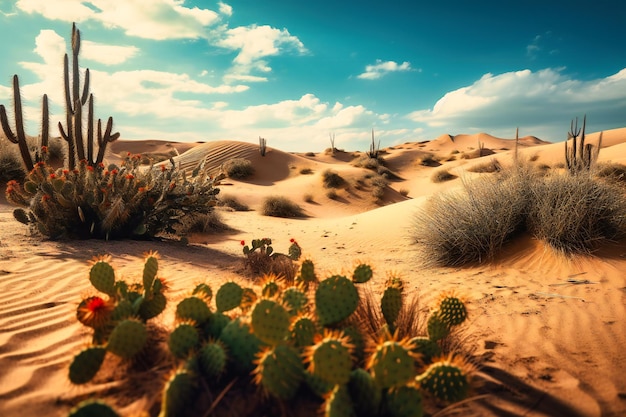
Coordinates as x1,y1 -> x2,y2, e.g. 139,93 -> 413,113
160,369 -> 197,417
253,345 -> 304,400
417,359 -> 470,403
315,275 -> 359,326
192,283 -> 212,301
323,385 -> 355,417
89,259 -> 116,296
215,281 -> 244,313
251,299 -> 290,345
68,400 -> 120,417
296,259 -> 317,289
282,286 -> 308,316
352,263 -> 373,283
384,385 -> 424,417
381,286 -> 403,332
239,287 -> 258,313
202,311 -> 231,340
426,311 -> 450,342
69,346 -> 106,384
348,368 -> 382,417
438,296 -> 467,327
199,341 -> 227,380
307,332 -> 354,386
303,369 -> 334,396
290,315 -> 318,348
219,318 -> 264,374
341,325 -> 365,365
169,323 -> 200,359
368,340 -> 418,389
138,292 -> 166,320
261,279 -> 281,299
142,253 -> 159,292
106,319 -> 147,359
111,299 -> 133,321
408,336 -> 441,363
176,296 -> 211,324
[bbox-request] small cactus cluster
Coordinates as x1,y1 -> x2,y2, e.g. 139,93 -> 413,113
241,237 -> 302,275
68,253 -> 474,417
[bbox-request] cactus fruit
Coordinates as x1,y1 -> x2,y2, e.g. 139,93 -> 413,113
198,341 -> 227,380
438,294 -> 467,327
68,400 -> 120,417
69,345 -> 106,384
282,286 -> 308,316
168,322 -> 200,359
158,369 -> 197,417
426,311 -> 450,342
89,256 -> 116,296
348,368 -> 382,417
253,344 -> 304,400
408,336 -> 441,363
367,338 -> 419,389
192,283 -> 212,301
296,258 -> 317,289
416,356 -> 472,403
305,330 -> 355,386
219,318 -> 264,374
383,385 -> 424,417
142,251 -> 159,292
106,319 -> 147,359
315,275 -> 359,326
381,285 -> 403,333
215,281 -> 243,312
322,384 -> 355,417
352,262 -> 373,283
175,296 -> 211,324
250,299 -> 290,345
77,296 -> 113,328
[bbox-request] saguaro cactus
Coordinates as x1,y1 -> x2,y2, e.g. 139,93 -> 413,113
565,115 -> 602,173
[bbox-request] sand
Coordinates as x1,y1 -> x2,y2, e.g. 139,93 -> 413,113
1,129 -> 626,416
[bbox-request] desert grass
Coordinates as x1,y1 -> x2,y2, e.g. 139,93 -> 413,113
431,169 -> 457,183
219,195 -> 250,211
303,193 -> 314,203
595,162 -> 626,184
299,167 -> 314,175
466,158 -> 501,173
322,169 -> 345,188
261,196 -> 305,218
223,158 -> 254,179
181,211 -> 232,233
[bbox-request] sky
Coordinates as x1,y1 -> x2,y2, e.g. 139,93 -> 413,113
0,0 -> 625,152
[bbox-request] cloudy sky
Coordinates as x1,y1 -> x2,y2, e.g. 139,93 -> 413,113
0,0 -> 624,152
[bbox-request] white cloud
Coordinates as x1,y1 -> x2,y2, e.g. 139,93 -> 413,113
218,2 -> 232,16
82,41 -> 139,65
16,0 -> 94,21
357,60 -> 413,80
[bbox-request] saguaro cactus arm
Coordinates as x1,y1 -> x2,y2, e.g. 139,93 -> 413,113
0,75 -> 35,171
95,117 -> 120,165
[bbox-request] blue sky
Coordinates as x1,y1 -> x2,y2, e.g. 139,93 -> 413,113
0,0 -> 624,152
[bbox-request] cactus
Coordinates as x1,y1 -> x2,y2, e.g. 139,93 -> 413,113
215,281 -> 243,313
253,344 -> 304,400
176,296 -> 211,324
106,319 -> 147,359
260,273 -> 282,298
89,256 -> 116,296
565,115 -> 602,173
218,318 -> 264,374
315,275 -> 359,326
282,285 -> 308,316
296,258 -> 317,289
416,356 -> 472,403
192,283 -> 212,301
352,262 -> 373,283
168,322 -> 200,359
142,251 -> 159,291
348,368 -> 382,417
381,279 -> 403,333
290,314 -> 318,348
250,299 -> 290,345
426,311 -> 450,342
408,337 -> 441,363
69,346 -> 106,384
68,400 -> 120,417
322,384 -> 355,417
202,311 -> 231,340
239,287 -> 258,313
383,385 -> 424,417
76,296 -> 113,329
138,292 -> 167,320
305,330 -> 355,386
158,369 -> 197,417
198,341 -> 227,380
437,294 -> 467,327
367,338 -> 418,389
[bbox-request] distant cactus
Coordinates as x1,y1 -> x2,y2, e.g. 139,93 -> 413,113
565,115 -> 602,173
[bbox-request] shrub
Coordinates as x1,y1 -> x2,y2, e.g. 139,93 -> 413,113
182,211 -> 231,233
527,172 -> 626,254
399,188 -> 409,197
0,144 -> 26,182
352,154 -> 384,170
219,195 -> 249,211
466,159 -> 501,173
299,167 -> 313,175
417,154 -> 440,167
326,189 -> 338,200
322,169 -> 345,188
431,169 -> 457,183
595,162 -> 626,184
241,237 -> 301,279
223,158 -> 254,179
261,196 -> 305,218
303,193 -> 314,203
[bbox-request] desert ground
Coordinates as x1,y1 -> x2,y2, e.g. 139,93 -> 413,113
1,129 -> 625,416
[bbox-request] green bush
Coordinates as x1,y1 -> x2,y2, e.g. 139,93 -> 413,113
261,196 -> 305,218
223,158 -> 254,179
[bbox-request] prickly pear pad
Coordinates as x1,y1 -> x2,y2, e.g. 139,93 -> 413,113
106,319 -> 147,359
352,263 -> 373,283
384,385 -> 424,417
368,339 -> 419,389
251,299 -> 290,345
253,344 -> 304,400
142,252 -> 159,292
176,296 -> 211,324
315,275 -> 359,326
199,341 -> 227,379
305,330 -> 355,386
417,357 -> 471,402
438,296 -> 467,326
381,286 -> 403,331
69,346 -> 106,384
215,281 -> 244,313
168,323 -> 200,359
427,311 -> 450,342
89,256 -> 116,296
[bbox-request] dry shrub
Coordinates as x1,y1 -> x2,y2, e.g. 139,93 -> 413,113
322,169 -> 345,188
326,189 -> 338,200
595,162 -> 626,184
466,159 -> 501,173
261,196 -> 305,218
417,154 -> 440,167
219,195 -> 249,211
399,188 -> 409,197
299,167 -> 313,175
223,158 -> 254,179
431,169 -> 457,183
303,193 -> 314,203
181,211 -> 231,233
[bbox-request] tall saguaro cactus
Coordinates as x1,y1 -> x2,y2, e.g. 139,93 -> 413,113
0,75 -> 49,172
565,115 -> 602,173
58,23 -> 119,169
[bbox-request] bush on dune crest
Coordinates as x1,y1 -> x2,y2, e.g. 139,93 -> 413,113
261,196 -> 305,218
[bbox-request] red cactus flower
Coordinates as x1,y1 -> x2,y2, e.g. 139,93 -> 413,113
240,240 -> 245,246
49,173 -> 56,179
160,165 -> 166,172
138,187 -> 146,192
98,162 -> 105,169
86,165 -> 94,172
111,169 -> 119,175
290,238 -> 295,243
126,174 -> 135,180
62,169 -> 69,175
42,194 -> 51,202
76,295 -> 114,328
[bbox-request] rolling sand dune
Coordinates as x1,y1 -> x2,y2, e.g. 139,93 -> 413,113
1,129 -> 626,416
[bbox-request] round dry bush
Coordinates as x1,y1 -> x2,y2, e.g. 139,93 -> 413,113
181,211 -> 231,234
223,158 -> 254,179
431,169 -> 457,183
262,196 -> 305,218
219,195 -> 249,211
527,172 -> 626,254
299,167 -> 314,175
466,159 -> 501,173
595,162 -> 626,184
322,169 -> 345,188
352,155 -> 384,170
413,172 -> 531,266
0,150 -> 26,182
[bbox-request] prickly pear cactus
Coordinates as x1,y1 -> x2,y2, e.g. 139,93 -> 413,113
218,318 -> 264,374
202,311 -> 231,340
192,283 -> 212,301
368,338 -> 418,389
315,275 -> 359,326
69,346 -> 107,384
68,400 -> 120,417
426,311 -> 450,342
323,384 -> 355,417
438,295 -> 467,327
282,286 -> 308,316
250,298 -> 290,345
290,314 -> 318,348
383,385 -> 424,417
215,281 -> 243,313
260,274 -> 282,298
142,251 -> 159,292
138,291 -> 167,321
295,258 -> 317,289
76,296 -> 113,329
239,287 -> 258,313
305,330 -> 354,386
348,368 -> 382,417
381,285 -> 403,333
168,322 -> 200,359
89,256 -> 116,296
106,319 -> 147,359
352,263 -> 373,283
176,296 -> 211,324
198,341 -> 227,380
253,344 -> 304,400
159,369 -> 197,417
416,356 -> 472,403
408,336 -> 441,363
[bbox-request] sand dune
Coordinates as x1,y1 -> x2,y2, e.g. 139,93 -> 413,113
2,129 -> 626,416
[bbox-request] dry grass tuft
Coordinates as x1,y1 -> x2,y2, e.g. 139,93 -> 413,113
261,196 -> 305,218
223,158 -> 254,179
431,169 -> 457,183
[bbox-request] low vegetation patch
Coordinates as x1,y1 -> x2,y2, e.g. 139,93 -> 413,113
223,157 -> 254,179
219,195 -> 249,211
431,169 -> 457,183
261,196 -> 305,218
322,169 -> 345,188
